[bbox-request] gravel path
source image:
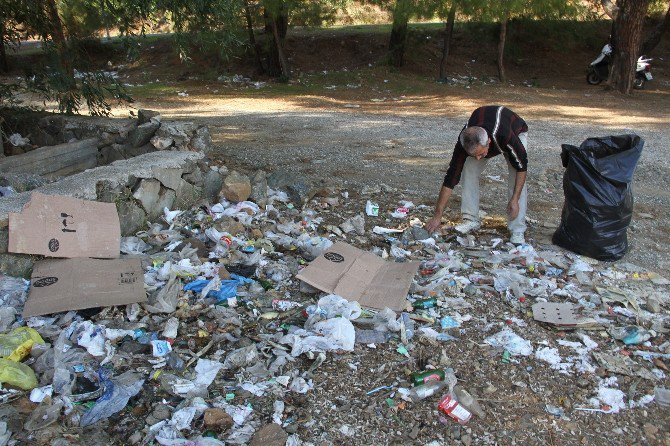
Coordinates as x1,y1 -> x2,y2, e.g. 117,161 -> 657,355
184,107 -> 670,274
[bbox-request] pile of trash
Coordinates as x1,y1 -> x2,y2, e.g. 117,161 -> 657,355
0,179 -> 668,445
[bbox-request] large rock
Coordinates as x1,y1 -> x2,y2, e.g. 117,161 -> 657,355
133,179 -> 176,220
116,199 -> 148,236
0,253 -> 32,278
98,144 -> 128,165
156,122 -> 198,150
203,408 -> 233,432
203,169 -> 223,202
250,170 -> 268,206
129,121 -> 160,148
220,171 -> 251,202
150,136 -> 174,150
138,109 -> 161,125
190,126 -> 212,152
249,424 -> 288,446
267,171 -> 313,205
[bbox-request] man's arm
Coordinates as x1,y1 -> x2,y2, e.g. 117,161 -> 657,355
426,186 -> 453,232
507,170 -> 526,220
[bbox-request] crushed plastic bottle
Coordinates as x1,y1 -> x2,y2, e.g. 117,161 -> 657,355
80,370 -> 145,427
400,312 -> 415,343
354,329 -> 392,344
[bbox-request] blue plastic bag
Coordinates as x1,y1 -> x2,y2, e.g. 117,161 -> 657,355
183,274 -> 254,303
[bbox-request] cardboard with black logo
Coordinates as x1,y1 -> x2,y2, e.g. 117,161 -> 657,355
8,192 -> 120,259
23,258 -> 146,317
296,242 -> 419,312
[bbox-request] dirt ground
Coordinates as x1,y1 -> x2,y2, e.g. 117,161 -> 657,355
3,23 -> 670,446
120,28 -> 670,446
132,77 -> 670,277
92,22 -> 670,276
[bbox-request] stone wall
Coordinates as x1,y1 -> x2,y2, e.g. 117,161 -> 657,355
0,110 -> 219,278
0,110 -> 213,184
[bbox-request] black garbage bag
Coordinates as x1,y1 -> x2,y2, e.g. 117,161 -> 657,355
552,134 -> 643,261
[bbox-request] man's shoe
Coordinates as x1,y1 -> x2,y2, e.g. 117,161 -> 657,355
510,232 -> 525,245
455,220 -> 481,234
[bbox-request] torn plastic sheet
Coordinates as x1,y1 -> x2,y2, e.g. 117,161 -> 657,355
212,201 -> 260,225
144,274 -> 180,314
212,401 -> 253,426
484,329 -> 533,356
120,237 -> 151,255
223,345 -> 259,370
80,370 -> 145,427
172,359 -> 224,396
535,347 -> 572,374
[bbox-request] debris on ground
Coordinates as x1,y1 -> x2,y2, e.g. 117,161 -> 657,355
0,174 -> 668,445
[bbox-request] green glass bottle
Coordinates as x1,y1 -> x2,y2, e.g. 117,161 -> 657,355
411,369 -> 446,386
412,297 -> 437,310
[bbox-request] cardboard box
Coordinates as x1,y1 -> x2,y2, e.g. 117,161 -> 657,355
23,258 -> 146,317
296,242 -> 419,312
9,192 -> 120,259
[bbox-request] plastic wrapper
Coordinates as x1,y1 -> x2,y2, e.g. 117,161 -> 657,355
0,327 -> 45,362
0,358 -> 38,390
552,135 -> 643,261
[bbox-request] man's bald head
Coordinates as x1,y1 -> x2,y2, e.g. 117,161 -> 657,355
459,126 -> 489,156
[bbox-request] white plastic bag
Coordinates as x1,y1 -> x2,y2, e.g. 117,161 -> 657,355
313,318 -> 355,352
484,329 -> 533,356
316,294 -> 362,320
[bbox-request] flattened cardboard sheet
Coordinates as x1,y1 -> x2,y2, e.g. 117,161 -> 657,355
23,258 -> 146,317
9,192 -> 120,258
532,302 -> 601,330
296,242 -> 419,311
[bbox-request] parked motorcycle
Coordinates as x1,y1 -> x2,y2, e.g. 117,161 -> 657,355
587,44 -> 653,89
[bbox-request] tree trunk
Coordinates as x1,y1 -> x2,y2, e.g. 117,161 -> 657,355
497,17 -> 508,82
244,0 -> 265,74
270,17 -> 290,79
388,0 -> 410,67
263,3 -> 289,79
438,4 -> 457,80
610,0 -> 650,94
44,0 -> 73,78
0,22 -> 8,73
641,2 -> 670,54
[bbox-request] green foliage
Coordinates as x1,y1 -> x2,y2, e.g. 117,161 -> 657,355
59,0 -> 107,38
25,63 -> 132,115
0,0 -> 134,115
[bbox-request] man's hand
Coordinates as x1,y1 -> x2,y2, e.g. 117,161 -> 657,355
425,216 -> 442,233
507,198 -> 520,220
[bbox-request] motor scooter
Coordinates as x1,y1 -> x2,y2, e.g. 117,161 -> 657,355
587,44 -> 653,89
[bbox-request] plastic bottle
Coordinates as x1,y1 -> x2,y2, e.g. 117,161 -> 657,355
400,312 -> 415,343
406,381 -> 447,402
438,393 -> 472,424
452,386 -> 486,418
